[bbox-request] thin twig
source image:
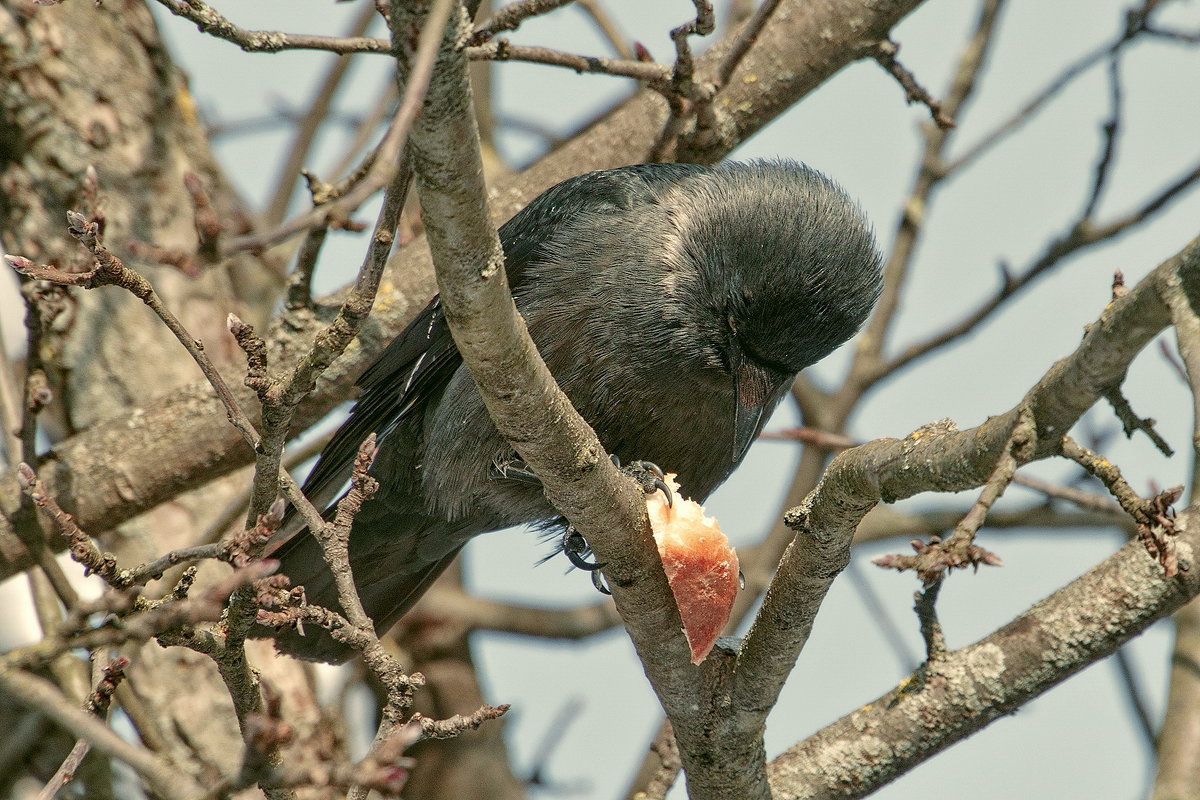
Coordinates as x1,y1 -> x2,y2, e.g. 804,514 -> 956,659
1061,435 -> 1182,575
1010,472 -> 1123,514
1102,384 -> 1174,456
877,158 -> 1200,381
846,558 -> 917,671
913,576 -> 946,661
872,410 -> 1034,583
1080,48 -> 1124,221
868,39 -> 956,129
6,219 -> 262,452
196,429 -> 336,548
413,703 -> 511,739
417,588 -> 620,638
154,0 -> 389,54
575,0 -> 634,60
467,40 -> 671,88
14,283 -> 80,612
0,319 -> 22,467
284,218 -> 328,311
473,0 -> 576,39
3,564 -> 274,671
946,41 -> 1110,175
17,463 -> 121,587
0,667 -> 200,800
650,0 -> 717,161
1111,645 -> 1156,750
1144,24 -> 1200,43
328,76 -> 400,182
222,107 -> 409,255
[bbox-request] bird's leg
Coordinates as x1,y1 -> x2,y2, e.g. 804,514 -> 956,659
494,456 -> 542,484
610,455 -> 674,508
496,454 -> 673,508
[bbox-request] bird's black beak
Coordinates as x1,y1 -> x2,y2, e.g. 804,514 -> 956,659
733,361 -> 778,463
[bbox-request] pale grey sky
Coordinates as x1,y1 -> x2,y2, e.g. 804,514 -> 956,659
3,1 -> 1199,797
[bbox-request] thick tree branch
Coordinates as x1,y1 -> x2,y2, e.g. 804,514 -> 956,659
768,500 -> 1200,799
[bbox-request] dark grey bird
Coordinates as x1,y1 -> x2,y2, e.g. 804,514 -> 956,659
266,160 -> 883,662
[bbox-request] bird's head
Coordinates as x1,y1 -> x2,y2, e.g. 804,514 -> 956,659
659,161 -> 884,460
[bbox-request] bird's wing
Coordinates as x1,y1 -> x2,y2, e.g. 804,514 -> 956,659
298,164 -> 710,511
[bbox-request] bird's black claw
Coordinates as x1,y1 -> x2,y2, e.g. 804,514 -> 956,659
591,569 -> 611,595
610,455 -> 675,507
651,477 -> 674,508
613,456 -> 665,481
562,528 -> 606,571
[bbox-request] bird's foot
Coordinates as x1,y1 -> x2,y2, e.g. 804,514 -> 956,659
611,455 -> 674,508
562,527 -> 612,595
562,527 -> 605,571
497,455 -> 673,509
494,457 -> 542,484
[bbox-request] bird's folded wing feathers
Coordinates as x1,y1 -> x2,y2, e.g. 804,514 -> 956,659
296,164 -> 708,511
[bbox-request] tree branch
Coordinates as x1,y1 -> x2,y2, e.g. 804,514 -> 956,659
768,500 -> 1200,798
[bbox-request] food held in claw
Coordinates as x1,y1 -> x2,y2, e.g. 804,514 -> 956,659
646,475 -> 739,664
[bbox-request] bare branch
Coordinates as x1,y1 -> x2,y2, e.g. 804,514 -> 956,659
474,0 -> 577,39
413,704 -> 511,740
1061,436 -> 1183,575
6,217 -> 262,451
768,500 -> 1200,797
1080,49 -> 1124,220
1102,383 -> 1174,455
947,0 -> 1164,175
913,576 -> 946,662
868,39 -> 956,129
16,463 -> 120,587
878,157 -> 1200,380
575,0 -> 635,59
154,0 -> 389,54
714,0 -> 783,88
649,0 -> 717,161
1111,646 -> 1156,750
875,410 -> 1032,582
467,40 -> 671,88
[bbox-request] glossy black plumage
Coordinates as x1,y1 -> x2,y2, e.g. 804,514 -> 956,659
266,161 -> 883,662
